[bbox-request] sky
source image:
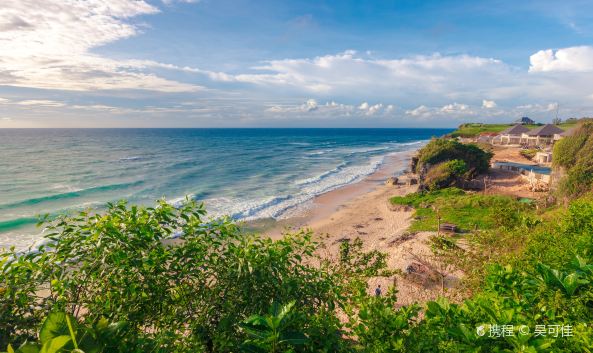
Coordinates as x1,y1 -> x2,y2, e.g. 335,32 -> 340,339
1,0 -> 593,128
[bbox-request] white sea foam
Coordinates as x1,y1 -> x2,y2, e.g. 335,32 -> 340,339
201,154 -> 386,221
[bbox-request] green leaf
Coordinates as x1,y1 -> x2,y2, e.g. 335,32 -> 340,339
39,313 -> 74,344
16,342 -> 41,353
561,272 -> 580,296
39,336 -> 71,353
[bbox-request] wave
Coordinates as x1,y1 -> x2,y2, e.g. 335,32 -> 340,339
118,156 -> 145,162
200,155 -> 386,221
295,162 -> 348,186
197,140 -> 424,222
0,217 -> 39,232
0,181 -> 143,210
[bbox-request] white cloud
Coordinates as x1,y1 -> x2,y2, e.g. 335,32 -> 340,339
482,100 -> 497,108
0,0 -> 200,92
358,102 -> 384,116
529,46 -> 593,72
405,105 -> 431,117
209,51 -> 509,101
17,100 -> 65,107
440,103 -> 470,113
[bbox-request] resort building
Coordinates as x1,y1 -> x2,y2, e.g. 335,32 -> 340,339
495,124 -> 529,145
521,124 -> 565,146
535,151 -> 553,164
515,116 -> 535,125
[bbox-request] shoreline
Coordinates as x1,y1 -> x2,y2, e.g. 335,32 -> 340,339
248,147 -> 463,306
245,149 -> 417,238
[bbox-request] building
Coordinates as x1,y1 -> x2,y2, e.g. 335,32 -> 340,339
535,151 -> 553,164
521,124 -> 564,146
495,124 -> 529,144
515,116 -> 535,125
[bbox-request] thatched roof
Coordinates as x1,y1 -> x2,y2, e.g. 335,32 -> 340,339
500,124 -> 530,135
526,124 -> 564,136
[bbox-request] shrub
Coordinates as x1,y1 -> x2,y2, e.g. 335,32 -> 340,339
519,149 -> 537,160
0,200 -> 388,352
415,139 -> 492,178
553,122 -> 593,198
424,160 -> 468,190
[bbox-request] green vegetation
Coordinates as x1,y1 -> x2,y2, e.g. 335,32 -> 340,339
553,121 -> 593,199
0,200 -> 389,353
412,138 -> 492,190
2,195 -> 593,351
450,122 -> 579,138
423,160 -> 468,191
415,139 -> 492,176
520,149 -> 537,160
391,188 -> 530,232
450,123 -> 514,138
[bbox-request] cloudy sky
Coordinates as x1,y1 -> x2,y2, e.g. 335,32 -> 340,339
1,0 -> 593,128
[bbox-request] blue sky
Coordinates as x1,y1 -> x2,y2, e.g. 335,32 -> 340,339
1,0 -> 593,127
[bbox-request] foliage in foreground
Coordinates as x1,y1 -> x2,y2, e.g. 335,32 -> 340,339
0,200 -> 387,352
553,120 -> 593,199
2,196 -> 593,352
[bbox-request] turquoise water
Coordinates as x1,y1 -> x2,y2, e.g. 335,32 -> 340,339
493,161 -> 551,175
0,128 -> 450,249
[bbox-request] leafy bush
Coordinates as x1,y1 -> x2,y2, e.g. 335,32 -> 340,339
424,160 -> 468,191
520,149 -> 537,160
553,121 -> 593,198
0,200 -> 387,352
413,139 -> 492,188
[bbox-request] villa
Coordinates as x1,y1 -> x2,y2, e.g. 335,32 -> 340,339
495,124 -> 530,144
521,124 -> 565,146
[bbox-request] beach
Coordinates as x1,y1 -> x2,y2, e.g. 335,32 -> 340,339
259,149 -> 465,306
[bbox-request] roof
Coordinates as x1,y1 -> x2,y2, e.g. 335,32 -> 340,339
500,124 -> 530,135
526,124 -> 564,136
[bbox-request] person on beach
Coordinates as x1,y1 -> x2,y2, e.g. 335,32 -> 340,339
375,284 -> 382,297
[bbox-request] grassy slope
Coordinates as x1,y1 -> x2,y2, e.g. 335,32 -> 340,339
450,122 -> 577,138
390,188 -> 526,232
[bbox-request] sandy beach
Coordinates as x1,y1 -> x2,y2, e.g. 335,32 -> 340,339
257,149 -> 465,305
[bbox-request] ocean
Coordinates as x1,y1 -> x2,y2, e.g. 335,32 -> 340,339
0,128 -> 450,250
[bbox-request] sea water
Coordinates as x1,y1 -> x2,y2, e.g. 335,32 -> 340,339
0,128 -> 450,249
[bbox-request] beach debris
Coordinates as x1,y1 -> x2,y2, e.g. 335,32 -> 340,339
374,217 -> 383,221
406,178 -> 418,186
334,237 -> 350,244
439,223 -> 457,234
404,261 -> 440,287
353,224 -> 365,229
389,204 -> 412,212
385,177 -> 399,185
387,232 -> 416,247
